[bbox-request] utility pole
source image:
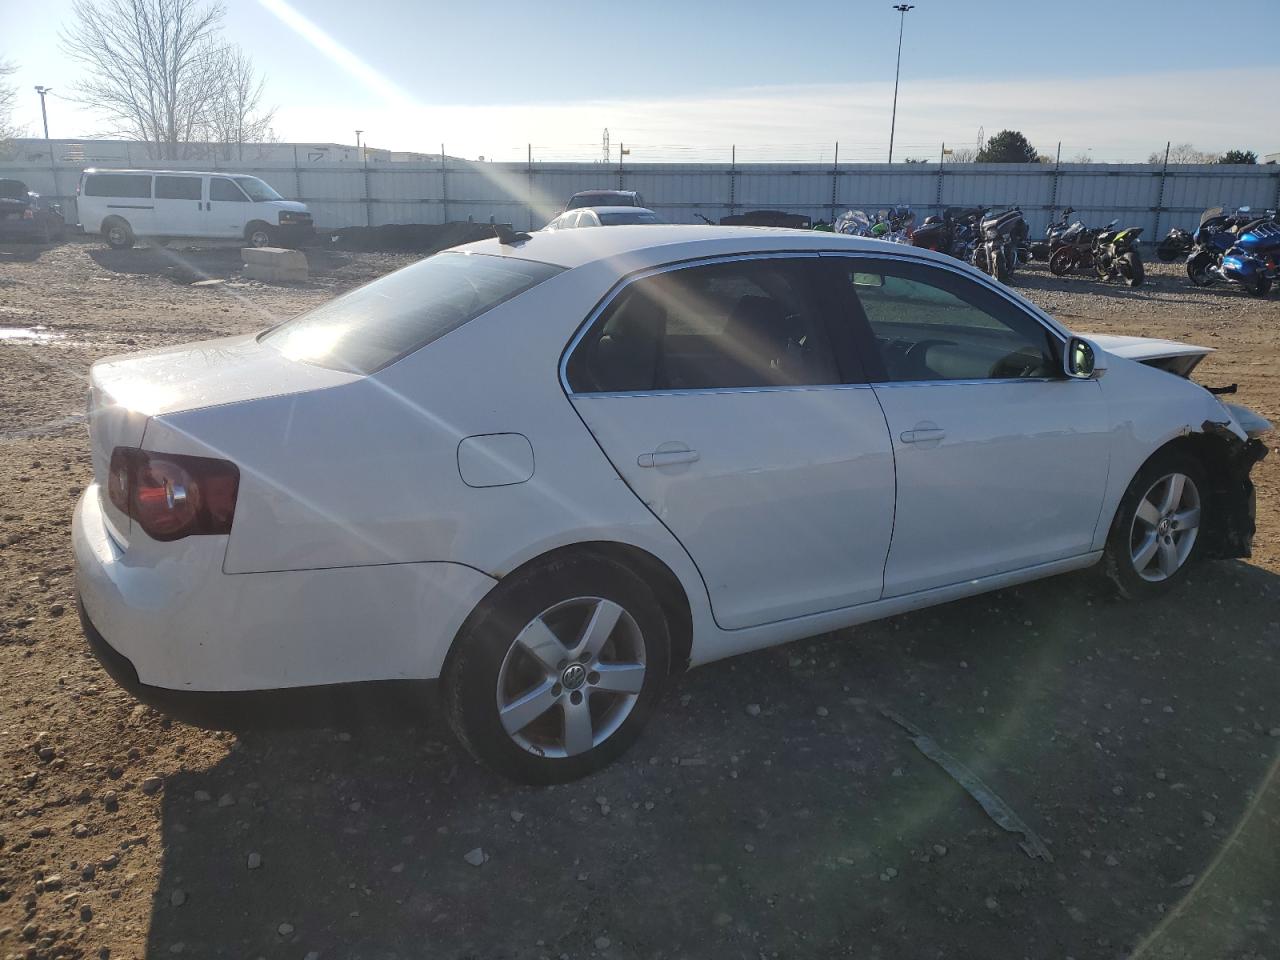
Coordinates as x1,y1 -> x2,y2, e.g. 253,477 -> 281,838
887,4 -> 914,164
354,129 -> 363,162
33,86 -> 59,201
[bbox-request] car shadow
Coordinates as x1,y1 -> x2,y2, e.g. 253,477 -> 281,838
0,242 -> 53,263
87,246 -> 352,284
139,560 -> 1280,958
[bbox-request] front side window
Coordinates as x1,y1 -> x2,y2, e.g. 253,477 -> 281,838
841,261 -> 1059,382
209,178 -> 248,202
567,258 -> 839,393
261,252 -> 563,374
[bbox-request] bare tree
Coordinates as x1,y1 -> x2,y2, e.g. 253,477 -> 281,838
1068,152 -> 1093,164
0,59 -> 21,147
204,46 -> 275,160
1147,142 -> 1219,165
60,0 -> 227,160
944,146 -> 977,163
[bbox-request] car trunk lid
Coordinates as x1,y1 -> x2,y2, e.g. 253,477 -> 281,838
87,334 -> 360,536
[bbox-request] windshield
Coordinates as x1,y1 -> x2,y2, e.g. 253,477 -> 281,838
234,176 -> 284,202
567,193 -> 631,209
261,252 -> 563,374
599,211 -> 659,225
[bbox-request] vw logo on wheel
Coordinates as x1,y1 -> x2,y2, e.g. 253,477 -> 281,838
561,663 -> 587,690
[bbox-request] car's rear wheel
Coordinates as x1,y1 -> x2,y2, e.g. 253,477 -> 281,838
444,553 -> 669,784
104,218 -> 134,250
1104,449 -> 1206,599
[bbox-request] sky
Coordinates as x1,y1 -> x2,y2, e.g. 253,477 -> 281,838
5,0 -> 1278,163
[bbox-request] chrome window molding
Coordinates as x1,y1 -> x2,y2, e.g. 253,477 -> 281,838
573,382 -> 876,400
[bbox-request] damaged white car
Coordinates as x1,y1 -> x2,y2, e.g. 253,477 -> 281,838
72,226 -> 1271,783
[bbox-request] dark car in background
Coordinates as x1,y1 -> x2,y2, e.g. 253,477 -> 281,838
565,189 -> 645,210
0,179 -> 66,243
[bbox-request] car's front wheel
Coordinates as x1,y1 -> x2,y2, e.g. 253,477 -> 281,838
444,553 -> 670,784
1104,449 -> 1206,599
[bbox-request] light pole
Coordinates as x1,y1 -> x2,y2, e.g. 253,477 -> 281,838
33,86 -> 59,201
887,3 -> 914,164
354,129 -> 363,161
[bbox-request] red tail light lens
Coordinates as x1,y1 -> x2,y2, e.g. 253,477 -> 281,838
107,447 -> 239,541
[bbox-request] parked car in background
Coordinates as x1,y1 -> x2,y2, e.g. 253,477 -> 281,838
74,226 -> 1270,785
0,179 -> 65,243
565,189 -> 644,210
545,206 -> 661,229
76,169 -> 313,250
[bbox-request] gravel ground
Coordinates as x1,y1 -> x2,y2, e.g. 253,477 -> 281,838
1,238 -> 1278,960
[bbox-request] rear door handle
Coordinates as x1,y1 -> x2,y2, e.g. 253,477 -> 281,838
900,428 -> 946,444
637,448 -> 699,468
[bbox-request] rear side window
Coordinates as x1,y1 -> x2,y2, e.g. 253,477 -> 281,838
155,176 -> 202,201
261,252 -> 564,374
210,178 -> 247,202
84,174 -> 152,199
566,258 -> 839,393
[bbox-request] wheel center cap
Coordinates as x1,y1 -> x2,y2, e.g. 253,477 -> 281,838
1158,518 -> 1172,534
561,663 -> 587,690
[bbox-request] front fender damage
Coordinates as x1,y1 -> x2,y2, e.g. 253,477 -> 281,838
1199,419 -> 1268,560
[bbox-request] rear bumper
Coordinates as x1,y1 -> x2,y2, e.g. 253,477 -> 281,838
78,597 -> 438,728
72,484 -> 497,695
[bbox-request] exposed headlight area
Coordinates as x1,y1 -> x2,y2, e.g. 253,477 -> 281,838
278,210 -> 312,225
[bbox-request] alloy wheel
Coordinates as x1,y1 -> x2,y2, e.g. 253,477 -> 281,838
495,597 -> 646,758
1129,472 -> 1201,582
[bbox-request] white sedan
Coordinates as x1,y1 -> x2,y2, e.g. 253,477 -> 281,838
545,206 -> 662,229
73,226 -> 1270,783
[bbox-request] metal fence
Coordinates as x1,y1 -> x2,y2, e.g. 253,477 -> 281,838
4,155 -> 1279,240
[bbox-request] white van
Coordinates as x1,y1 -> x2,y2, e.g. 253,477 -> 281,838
77,169 -> 313,249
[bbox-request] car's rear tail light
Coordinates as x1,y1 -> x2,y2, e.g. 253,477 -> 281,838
22,209 -> 33,220
107,447 -> 239,541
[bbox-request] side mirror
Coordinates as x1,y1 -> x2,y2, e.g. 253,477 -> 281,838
1064,336 -> 1106,379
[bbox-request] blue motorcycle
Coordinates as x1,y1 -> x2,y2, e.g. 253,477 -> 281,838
1187,206 -> 1279,297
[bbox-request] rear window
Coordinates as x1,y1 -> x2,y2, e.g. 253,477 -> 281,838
567,193 -> 634,209
0,180 -> 28,200
261,252 -> 564,374
599,211 -> 659,225
84,174 -> 152,199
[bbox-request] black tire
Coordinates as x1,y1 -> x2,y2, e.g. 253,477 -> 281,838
245,222 -> 274,248
1103,448 -> 1208,600
443,552 -> 670,784
1186,251 -> 1216,287
1156,243 -> 1179,262
1245,274 -> 1272,298
1123,251 -> 1145,287
1049,247 -> 1075,277
991,248 -> 1010,284
103,218 -> 134,250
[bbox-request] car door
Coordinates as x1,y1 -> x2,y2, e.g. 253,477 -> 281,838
153,175 -> 206,237
207,176 -> 250,238
827,254 -> 1111,597
564,254 -> 897,630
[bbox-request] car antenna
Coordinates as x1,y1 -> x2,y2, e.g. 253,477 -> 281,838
493,222 -> 532,245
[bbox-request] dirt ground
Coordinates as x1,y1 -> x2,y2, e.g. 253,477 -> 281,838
1,237 -> 1278,960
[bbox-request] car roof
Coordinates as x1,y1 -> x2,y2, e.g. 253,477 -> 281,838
81,168 -> 257,178
455,224 -> 946,270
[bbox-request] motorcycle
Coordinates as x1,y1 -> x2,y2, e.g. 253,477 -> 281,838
834,209 -> 875,237
1155,225 -> 1194,262
1187,207 -> 1280,297
1093,225 -> 1145,286
971,207 -> 1029,284
870,205 -> 916,244
1029,207 -> 1075,261
1049,219 -> 1116,276
911,206 -> 983,261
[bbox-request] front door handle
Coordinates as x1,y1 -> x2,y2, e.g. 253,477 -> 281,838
899,427 -> 946,444
637,447 -> 699,468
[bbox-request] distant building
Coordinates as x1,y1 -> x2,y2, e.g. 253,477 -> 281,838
5,138 -> 462,165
